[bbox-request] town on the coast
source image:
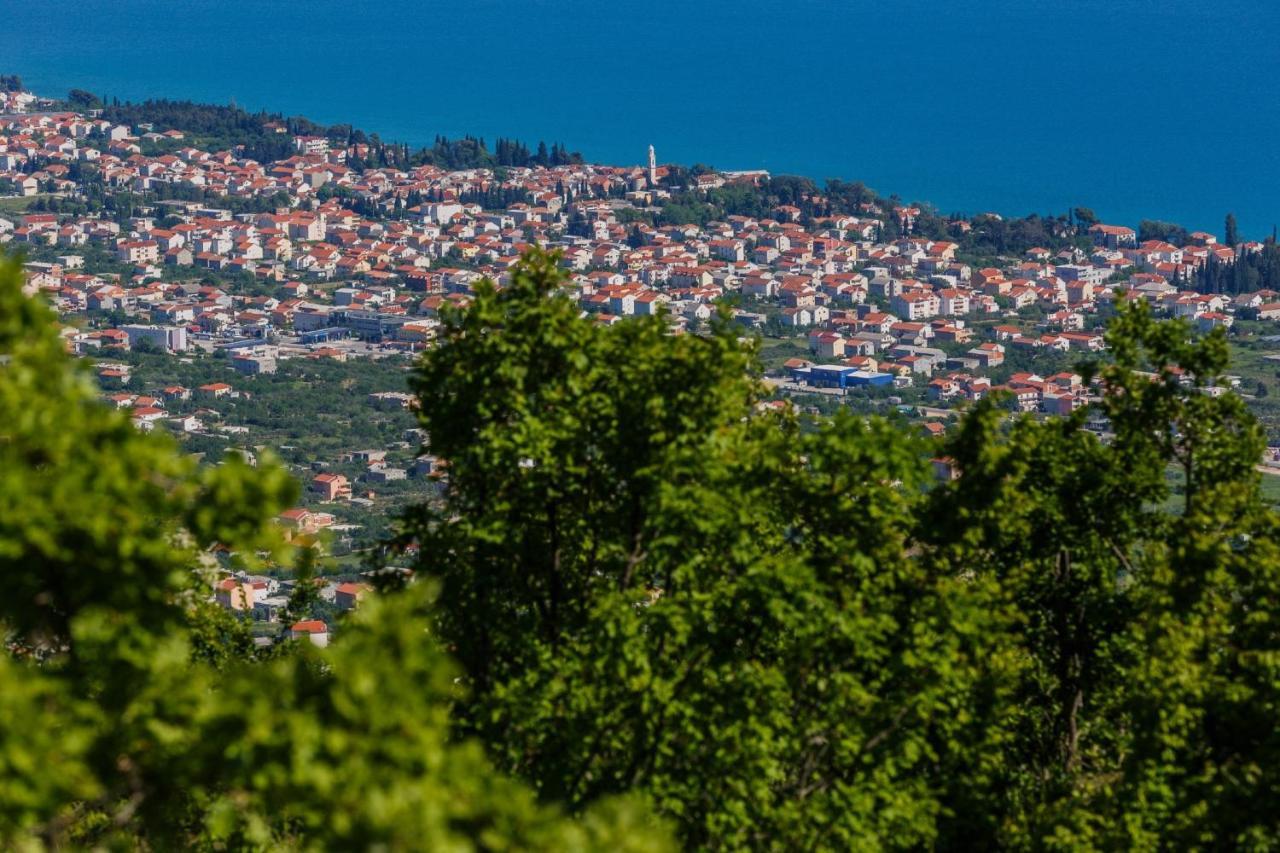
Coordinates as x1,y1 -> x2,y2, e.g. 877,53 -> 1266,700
5,80 -> 1280,636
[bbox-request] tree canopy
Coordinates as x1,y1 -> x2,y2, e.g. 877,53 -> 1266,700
404,250 -> 1010,848
403,249 -> 1280,849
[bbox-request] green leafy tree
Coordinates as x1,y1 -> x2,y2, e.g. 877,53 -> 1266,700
1071,207 -> 1098,233
923,298 -> 1273,847
66,88 -> 103,110
406,249 -> 1013,848
1138,219 -> 1190,246
1101,301 -> 1279,849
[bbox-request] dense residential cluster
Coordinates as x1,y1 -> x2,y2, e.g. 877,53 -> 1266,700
5,91 -> 1280,627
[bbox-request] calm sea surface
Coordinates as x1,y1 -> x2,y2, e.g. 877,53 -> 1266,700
3,0 -> 1277,235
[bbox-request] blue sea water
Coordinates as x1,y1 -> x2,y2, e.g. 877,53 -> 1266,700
2,0 -> 1277,236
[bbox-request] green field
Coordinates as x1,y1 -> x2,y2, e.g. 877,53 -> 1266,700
0,194 -> 42,215
1261,469 -> 1280,505
1165,463 -> 1280,510
755,336 -> 812,371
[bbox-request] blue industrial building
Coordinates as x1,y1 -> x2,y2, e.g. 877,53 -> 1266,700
299,327 -> 352,344
788,364 -> 893,390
